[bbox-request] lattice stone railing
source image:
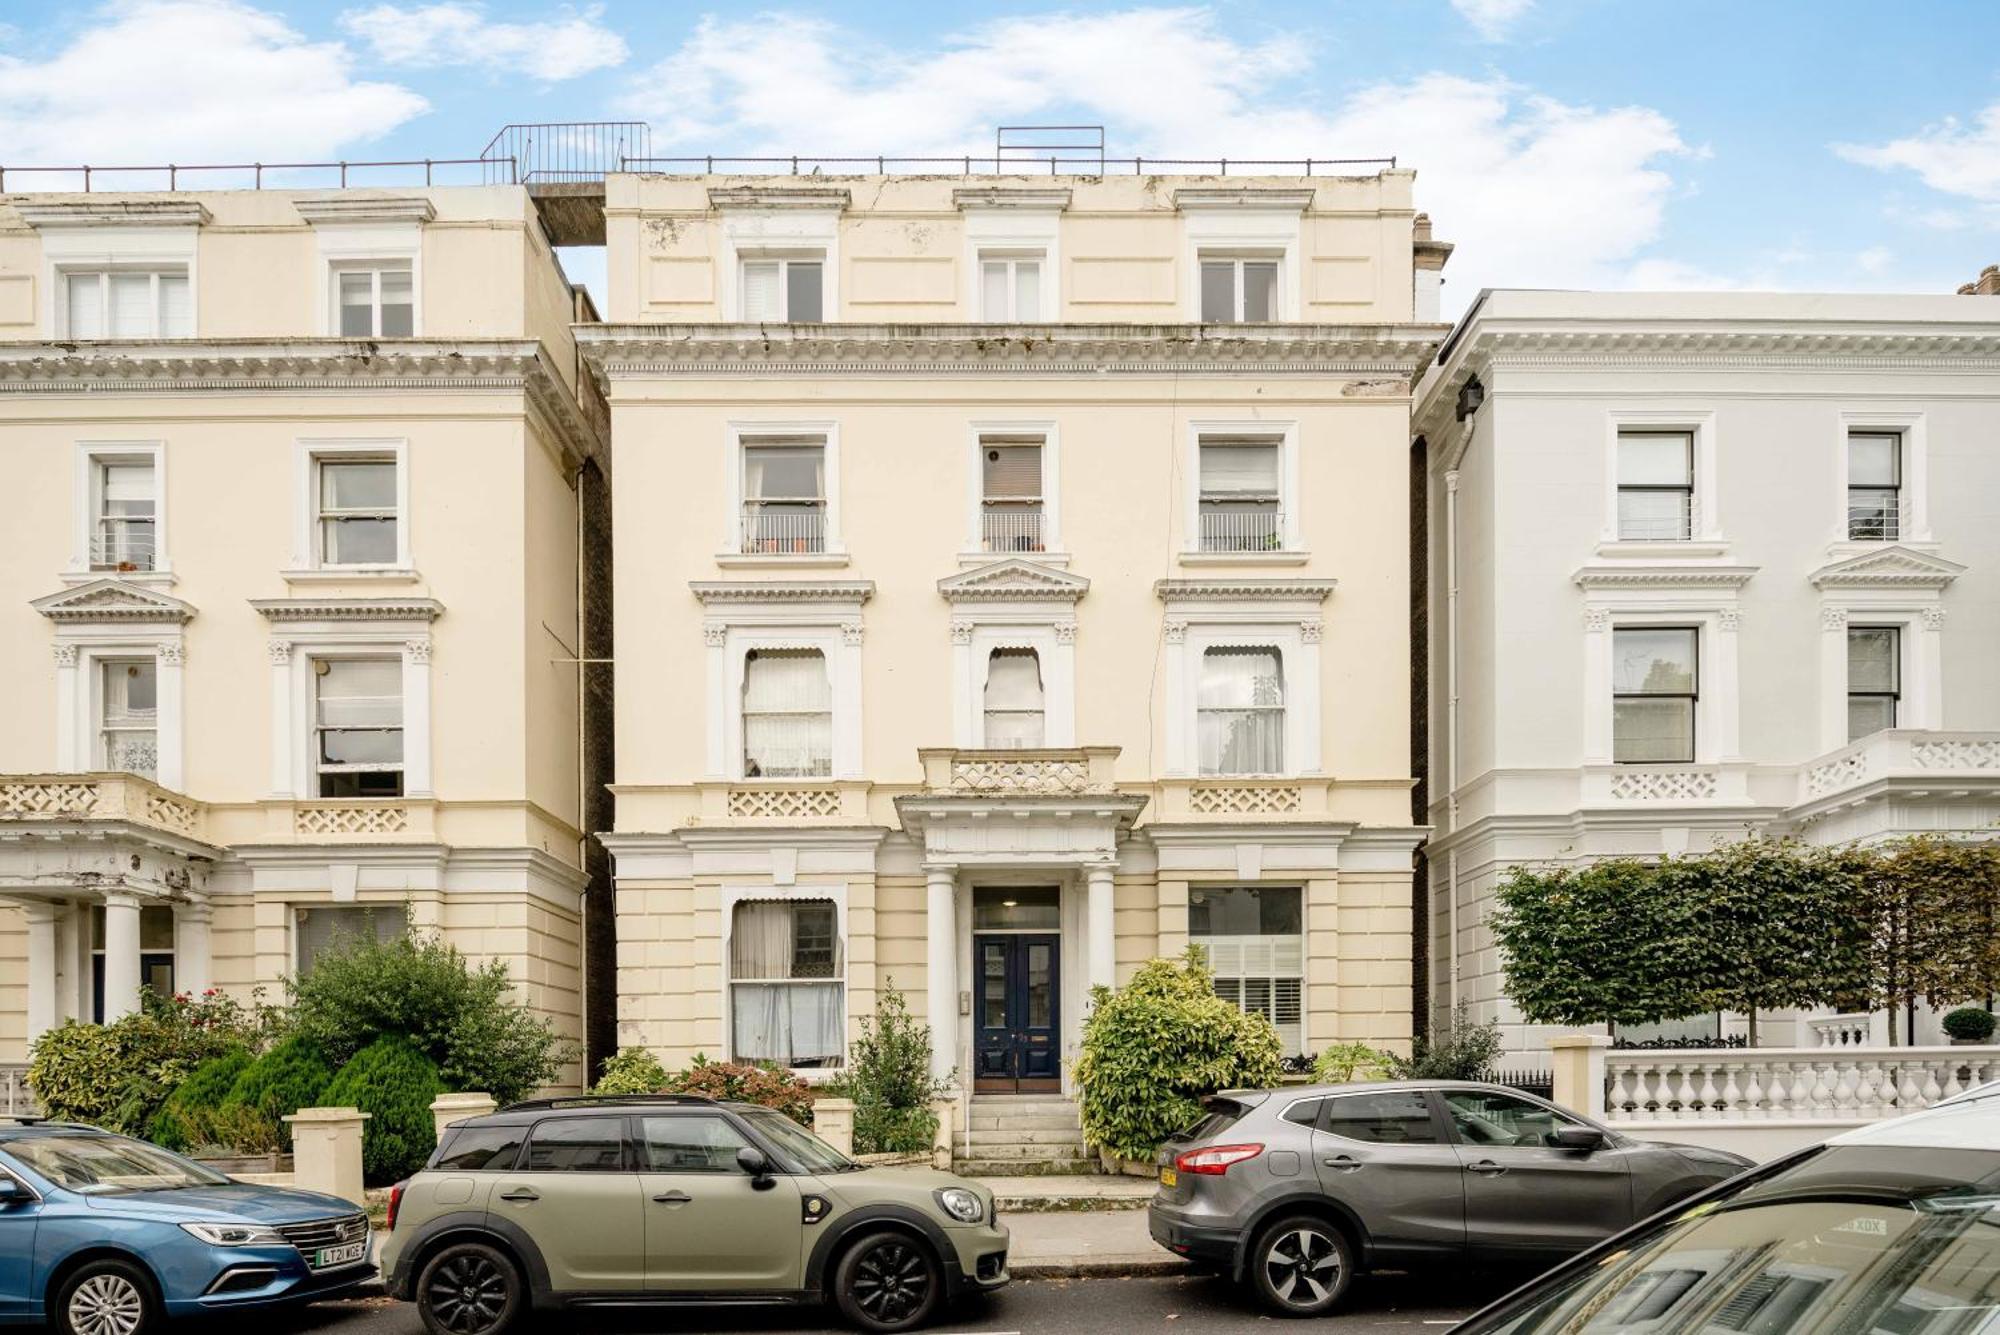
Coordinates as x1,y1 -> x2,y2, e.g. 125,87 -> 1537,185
0,780 -> 101,818
1606,768 -> 1719,802
948,757 -> 1092,795
1185,784 -> 1304,816
0,773 -> 205,841
294,803 -> 410,837
1605,1046 -> 2000,1125
727,787 -> 843,820
1806,749 -> 1870,799
1912,738 -> 2000,770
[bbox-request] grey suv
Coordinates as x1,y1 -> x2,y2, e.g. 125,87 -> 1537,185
380,1094 -> 1009,1335
1147,1080 -> 1750,1316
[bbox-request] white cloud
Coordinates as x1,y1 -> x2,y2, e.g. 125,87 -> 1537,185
0,0 -> 426,168
1836,103 -> 2000,204
622,10 -> 1692,309
1451,0 -> 1534,42
340,3 -> 627,81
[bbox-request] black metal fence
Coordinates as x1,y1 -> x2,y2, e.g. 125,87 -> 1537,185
479,122 -> 652,185
1487,1068 -> 1556,1102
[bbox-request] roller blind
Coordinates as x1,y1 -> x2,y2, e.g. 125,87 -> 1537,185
1199,440 -> 1281,496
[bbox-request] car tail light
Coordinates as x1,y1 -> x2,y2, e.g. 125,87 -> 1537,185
1175,1143 -> 1264,1176
386,1181 -> 405,1232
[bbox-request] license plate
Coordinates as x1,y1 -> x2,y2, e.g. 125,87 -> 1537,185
312,1241 -> 367,1270
1159,1168 -> 1177,1187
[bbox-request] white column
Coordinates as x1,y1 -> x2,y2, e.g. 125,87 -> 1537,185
1296,620 -> 1324,773
1818,606 -> 1849,752
176,899 -> 213,996
1162,622 -> 1189,774
925,865 -> 958,1082
1581,609 -> 1612,764
1712,609 -> 1743,761
155,641 -> 186,791
1050,623 -> 1078,747
403,640 -> 433,796
23,904 -> 61,1045
53,645 -> 81,770
951,623 -> 976,747
705,623 -> 729,777
1086,862 -> 1116,996
268,641 -> 295,797
1917,607 -> 1946,730
100,892 -> 143,1022
60,903 -> 88,1023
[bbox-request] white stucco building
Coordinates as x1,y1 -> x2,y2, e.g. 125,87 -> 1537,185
1416,290 -> 2000,1057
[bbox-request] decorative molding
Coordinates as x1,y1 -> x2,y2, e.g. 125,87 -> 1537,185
1155,578 -> 1337,604
953,187 -> 1072,212
1162,620 -> 1188,644
1922,606 -> 1948,630
292,196 -> 437,226
33,579 -> 197,625
938,558 -> 1090,604
1718,607 -> 1742,631
1053,620 -> 1078,645
402,639 -> 433,665
949,621 -> 975,645
1807,545 -> 1966,591
702,621 -> 729,648
14,200 -> 209,229
840,621 -> 865,647
1172,187 -> 1315,212
579,324 -> 1443,380
1820,606 -> 1850,631
1299,618 -> 1324,644
154,642 -> 185,667
267,640 -> 294,665
251,596 -> 444,623
707,186 -> 851,211
726,786 -> 843,820
1584,608 -> 1613,633
1572,564 -> 1758,590
1186,784 -> 1304,816
51,644 -> 78,667
690,580 -> 876,606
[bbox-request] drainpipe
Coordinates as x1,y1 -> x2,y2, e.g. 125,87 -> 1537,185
1444,467 -> 1461,1019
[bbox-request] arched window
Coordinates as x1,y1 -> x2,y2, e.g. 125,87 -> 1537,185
1199,647 -> 1284,775
742,649 -> 831,777
983,648 -> 1045,749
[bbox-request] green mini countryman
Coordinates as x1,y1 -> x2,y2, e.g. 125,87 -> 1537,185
380,1093 -> 1010,1335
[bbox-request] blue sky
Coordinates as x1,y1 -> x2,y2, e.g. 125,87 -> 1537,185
2,0 -> 1996,312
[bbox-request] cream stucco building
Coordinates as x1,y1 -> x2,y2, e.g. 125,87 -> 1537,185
0,185 -> 610,1088
586,170 -> 1446,1138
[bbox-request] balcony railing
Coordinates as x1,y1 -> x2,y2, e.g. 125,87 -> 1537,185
1847,495 -> 1911,542
1197,506 -> 1284,553
1616,493 -> 1698,542
1605,1046 -> 2000,1125
738,503 -> 827,555
980,507 -> 1045,554
91,519 -> 156,572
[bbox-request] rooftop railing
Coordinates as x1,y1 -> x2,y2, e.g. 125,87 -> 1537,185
0,158 -> 511,193
620,154 -> 1397,176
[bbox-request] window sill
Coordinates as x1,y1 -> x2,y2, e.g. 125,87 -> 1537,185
281,567 -> 423,585
1177,549 -> 1311,567
713,551 -> 851,569
958,549 -> 1070,568
60,567 -> 176,588
1824,537 -> 1938,558
1592,539 -> 1730,560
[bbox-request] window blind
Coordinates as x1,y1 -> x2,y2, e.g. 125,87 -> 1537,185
1199,440 -> 1281,495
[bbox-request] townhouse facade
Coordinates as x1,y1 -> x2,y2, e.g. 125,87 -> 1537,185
1416,290 -> 2000,1058
0,185 -> 610,1085
586,171 -> 1446,1106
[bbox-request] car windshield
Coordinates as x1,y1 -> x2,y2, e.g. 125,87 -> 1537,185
3,1133 -> 230,1194
740,1108 -> 860,1174
1460,1144 -> 2000,1335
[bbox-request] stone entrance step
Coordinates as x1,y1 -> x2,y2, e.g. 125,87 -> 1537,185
978,1174 -> 1158,1212
959,1157 -> 1103,1178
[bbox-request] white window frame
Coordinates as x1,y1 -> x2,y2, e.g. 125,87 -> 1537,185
737,251 -> 827,323
55,266 -> 192,339
1183,214 -> 1299,322
721,884 -> 850,1077
1183,422 -> 1302,560
268,630 -> 433,800
1835,410 -> 1930,546
975,249 -> 1048,321
1196,253 -> 1283,323
721,422 -> 845,565
33,217 -> 201,340
69,441 -> 170,583
712,623 -> 864,781
1196,644 -> 1290,777
290,439 -> 412,577
718,206 -> 841,322
740,647 -> 835,779
1601,411 -> 1722,550
1843,623 -> 1902,742
963,421 -> 1062,561
53,635 -> 187,791
1609,624 -> 1699,765
328,260 -> 416,338
1582,607 -> 1740,767
961,203 -> 1063,320
981,647 -> 1048,749
1166,622 -> 1318,777
1188,884 -> 1306,1057
309,653 -> 407,799
310,222 -> 423,338
961,625 -> 1076,748
95,654 -> 161,779
1818,604 -> 1942,752
292,902 -> 408,976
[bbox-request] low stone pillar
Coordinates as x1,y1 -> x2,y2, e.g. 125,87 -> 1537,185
813,1097 -> 856,1156
929,1096 -> 956,1171
1549,1035 -> 1613,1121
284,1107 -> 370,1206
431,1092 -> 497,1144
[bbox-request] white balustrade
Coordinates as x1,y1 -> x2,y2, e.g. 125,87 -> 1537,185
1604,1046 -> 2000,1126
1809,1013 -> 1877,1047
1197,507 -> 1284,553
980,507 -> 1045,553
739,503 -> 827,554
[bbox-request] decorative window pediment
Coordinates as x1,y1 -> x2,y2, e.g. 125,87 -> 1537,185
1573,564 -> 1758,591
34,579 -> 195,625
251,596 -> 443,624
938,560 -> 1089,605
1808,546 -> 1964,591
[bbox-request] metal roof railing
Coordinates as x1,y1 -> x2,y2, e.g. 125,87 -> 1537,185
479,121 -> 652,185
0,158 -> 511,193
619,154 -> 1397,176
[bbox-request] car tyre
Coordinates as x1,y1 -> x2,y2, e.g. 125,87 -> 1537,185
833,1229 -> 944,1333
1248,1214 -> 1354,1317
416,1240 -> 524,1335
53,1258 -> 159,1335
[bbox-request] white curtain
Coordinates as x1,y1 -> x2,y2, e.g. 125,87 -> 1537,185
984,649 -> 1045,749
1199,647 -> 1284,775
730,901 -> 844,1066
742,650 -> 832,777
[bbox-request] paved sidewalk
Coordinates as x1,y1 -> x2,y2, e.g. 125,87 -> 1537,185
977,1173 -> 1158,1212
1006,1204 -> 1185,1278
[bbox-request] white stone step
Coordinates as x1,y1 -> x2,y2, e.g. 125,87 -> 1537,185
958,1158 -> 1102,1177
964,1126 -> 1091,1147
966,1112 -> 1083,1133
952,1141 -> 1091,1160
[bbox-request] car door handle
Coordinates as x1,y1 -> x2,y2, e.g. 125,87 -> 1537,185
1322,1155 -> 1363,1172
652,1191 -> 692,1204
1465,1160 -> 1507,1176
498,1188 -> 540,1202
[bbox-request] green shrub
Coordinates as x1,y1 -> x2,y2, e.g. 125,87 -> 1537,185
27,1022 -> 124,1126
663,1057 -> 814,1125
322,1036 -> 444,1186
289,929 -> 572,1104
1943,1006 -> 1998,1041
148,1050 -> 254,1152
1074,948 -> 1284,1163
826,985 -> 951,1154
222,1035 -> 336,1151
1312,1042 -> 1395,1084
591,1047 -> 669,1096
1386,1004 -> 1502,1081
29,989 -> 266,1135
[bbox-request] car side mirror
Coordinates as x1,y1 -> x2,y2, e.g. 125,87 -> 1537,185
1552,1125 -> 1606,1153
737,1146 -> 775,1188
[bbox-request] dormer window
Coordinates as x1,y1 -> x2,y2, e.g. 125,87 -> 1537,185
333,262 -> 414,337
62,268 -> 191,339
741,255 -> 824,323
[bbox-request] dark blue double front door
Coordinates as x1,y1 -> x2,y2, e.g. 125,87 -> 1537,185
973,933 -> 1061,1094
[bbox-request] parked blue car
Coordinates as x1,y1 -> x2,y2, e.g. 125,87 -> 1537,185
0,1120 -> 374,1333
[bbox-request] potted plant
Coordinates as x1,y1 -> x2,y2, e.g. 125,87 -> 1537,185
1942,1006 -> 1997,1046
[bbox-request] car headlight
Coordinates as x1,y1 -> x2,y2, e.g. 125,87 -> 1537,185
180,1222 -> 287,1247
935,1188 -> 985,1224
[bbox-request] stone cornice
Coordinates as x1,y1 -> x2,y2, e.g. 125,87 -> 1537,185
1155,578 -> 1337,604
1573,564 -> 1759,590
939,559 -> 1089,603
953,187 -> 1072,212
690,580 -> 876,605
578,324 -> 1445,381
292,196 -> 436,226
251,597 -> 444,623
13,199 -> 209,229
34,579 -> 196,624
1172,187 -> 1315,212
0,339 -> 604,466
707,186 -> 850,211
1809,546 -> 1966,590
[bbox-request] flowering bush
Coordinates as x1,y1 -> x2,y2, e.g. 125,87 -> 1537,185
664,1057 -> 815,1125
29,987 -> 272,1136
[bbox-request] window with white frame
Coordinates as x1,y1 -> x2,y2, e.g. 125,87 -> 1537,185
297,905 -> 405,975
980,436 -> 1045,553
313,657 -> 404,797
332,262 -> 414,337
1199,647 -> 1285,775
1612,627 -> 1698,763
730,898 -> 844,1067
1199,253 -> 1279,323
315,456 -> 398,565
740,436 -> 827,554
1197,436 -> 1284,552
1190,886 -> 1304,1056
1847,432 -> 1903,541
742,649 -> 832,778
91,457 -> 157,572
99,658 -> 158,779
979,250 -> 1043,320
1616,431 -> 1695,541
741,254 -> 824,323
62,268 -> 191,339
1847,625 -> 1901,741
983,649 -> 1046,749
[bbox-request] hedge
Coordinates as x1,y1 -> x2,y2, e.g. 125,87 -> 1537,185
222,1035 -> 336,1152
321,1036 -> 444,1185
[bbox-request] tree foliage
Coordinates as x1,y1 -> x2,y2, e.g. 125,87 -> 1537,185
222,1035 -> 337,1152
1074,948 -> 1284,1162
28,989 -> 268,1135
591,1047 -> 671,1096
321,1035 -> 444,1185
148,1050 -> 256,1152
826,984 -> 952,1154
1388,1004 -> 1503,1080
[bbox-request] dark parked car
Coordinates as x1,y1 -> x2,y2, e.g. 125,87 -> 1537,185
1148,1080 -> 1751,1316
1449,1083 -> 2000,1334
